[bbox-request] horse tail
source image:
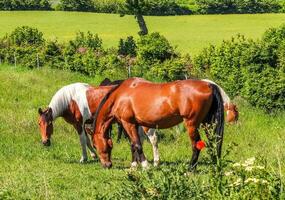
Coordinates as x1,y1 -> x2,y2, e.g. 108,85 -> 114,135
202,79 -> 230,105
206,83 -> 225,158
92,80 -> 124,133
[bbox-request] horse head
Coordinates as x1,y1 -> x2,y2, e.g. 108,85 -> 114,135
93,133 -> 113,168
38,107 -> 53,146
224,103 -> 239,123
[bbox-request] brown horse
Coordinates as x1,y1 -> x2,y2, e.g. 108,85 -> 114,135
92,78 -> 224,169
116,79 -> 238,167
38,83 -> 118,163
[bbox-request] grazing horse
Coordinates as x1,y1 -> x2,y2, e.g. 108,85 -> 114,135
92,78 -> 224,169
117,79 -> 239,167
38,83 -> 117,163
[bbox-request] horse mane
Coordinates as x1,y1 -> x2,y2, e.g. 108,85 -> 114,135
92,79 -> 125,133
201,79 -> 230,105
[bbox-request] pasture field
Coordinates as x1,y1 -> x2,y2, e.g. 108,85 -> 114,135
0,11 -> 284,54
0,64 -> 284,199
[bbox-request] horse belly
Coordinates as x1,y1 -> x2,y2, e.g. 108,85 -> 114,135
135,111 -> 183,129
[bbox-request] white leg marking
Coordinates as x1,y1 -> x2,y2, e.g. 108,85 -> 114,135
79,131 -> 88,163
141,160 -> 149,169
147,129 -> 160,167
131,161 -> 138,168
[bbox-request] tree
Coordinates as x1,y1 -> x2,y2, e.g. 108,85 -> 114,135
120,0 -> 148,35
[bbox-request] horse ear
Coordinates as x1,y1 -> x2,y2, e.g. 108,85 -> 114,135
46,108 -> 53,120
99,78 -> 112,86
38,108 -> 43,115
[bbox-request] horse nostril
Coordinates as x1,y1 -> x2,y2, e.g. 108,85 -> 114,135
42,139 -> 51,146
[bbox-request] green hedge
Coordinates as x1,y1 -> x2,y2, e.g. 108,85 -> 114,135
0,25 -> 284,111
193,25 -> 285,111
0,0 -> 51,10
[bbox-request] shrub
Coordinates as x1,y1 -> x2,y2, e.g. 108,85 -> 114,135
7,26 -> 45,46
145,56 -> 191,81
118,36 -> 137,57
194,23 -> 285,111
195,0 -> 281,14
137,32 -> 177,63
58,0 -> 94,11
43,40 -> 65,69
0,0 -> 51,10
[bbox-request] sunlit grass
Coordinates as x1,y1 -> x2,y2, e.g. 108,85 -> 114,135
0,65 -> 284,198
0,11 -> 284,54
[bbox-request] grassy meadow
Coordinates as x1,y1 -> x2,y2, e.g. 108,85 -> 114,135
0,11 -> 284,54
0,65 -> 284,199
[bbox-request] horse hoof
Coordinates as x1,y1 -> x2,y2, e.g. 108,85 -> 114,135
80,157 -> 88,163
141,160 -> 149,169
153,161 -> 159,167
91,153 -> 97,160
131,162 -> 138,168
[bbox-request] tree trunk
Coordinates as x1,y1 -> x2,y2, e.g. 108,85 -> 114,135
135,13 -> 148,35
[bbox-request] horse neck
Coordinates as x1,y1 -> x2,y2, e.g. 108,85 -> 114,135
48,89 -> 71,120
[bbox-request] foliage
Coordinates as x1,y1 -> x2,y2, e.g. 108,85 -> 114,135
195,0 -> 281,14
6,26 -> 45,47
0,0 -> 51,10
57,0 -> 94,11
137,32 -> 177,63
118,36 -> 137,57
194,24 -> 285,111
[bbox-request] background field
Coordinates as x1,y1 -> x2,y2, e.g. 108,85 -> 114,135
0,11 -> 284,54
0,65 -> 284,199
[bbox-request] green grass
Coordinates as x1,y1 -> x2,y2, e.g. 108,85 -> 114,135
0,65 -> 284,199
0,11 -> 284,54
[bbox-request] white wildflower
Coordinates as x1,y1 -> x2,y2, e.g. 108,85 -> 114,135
244,157 -> 255,166
245,166 -> 253,172
255,166 -> 265,170
224,171 -> 233,176
261,180 -> 268,184
233,163 -> 241,167
233,178 -> 242,186
245,178 -> 259,184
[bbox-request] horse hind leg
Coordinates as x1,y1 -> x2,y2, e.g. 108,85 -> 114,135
184,120 -> 201,171
145,128 -> 159,167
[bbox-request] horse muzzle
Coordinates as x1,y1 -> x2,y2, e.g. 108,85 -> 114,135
42,139 -> 51,146
102,161 -> 112,169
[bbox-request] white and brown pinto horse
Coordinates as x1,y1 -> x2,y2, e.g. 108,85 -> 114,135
38,83 -> 117,163
92,78 -> 225,169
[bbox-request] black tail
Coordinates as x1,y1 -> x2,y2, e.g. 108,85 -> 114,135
92,80 -> 124,133
206,83 -> 225,158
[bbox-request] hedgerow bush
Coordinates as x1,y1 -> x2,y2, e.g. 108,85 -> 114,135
0,0 -> 51,10
195,0 -> 281,14
137,32 -> 177,63
194,25 -> 285,111
7,26 -> 45,47
118,36 -> 137,57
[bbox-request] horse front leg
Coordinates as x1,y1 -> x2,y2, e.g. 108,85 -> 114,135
184,120 -> 201,171
85,133 -> 97,160
122,122 -> 148,169
78,129 -> 88,163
